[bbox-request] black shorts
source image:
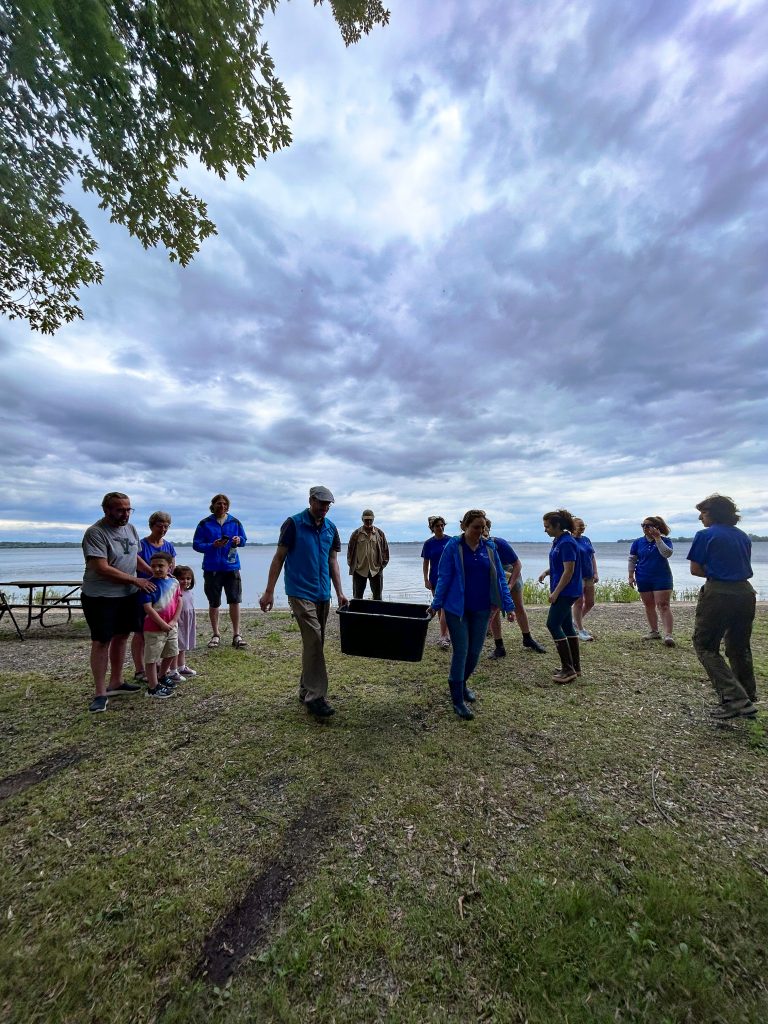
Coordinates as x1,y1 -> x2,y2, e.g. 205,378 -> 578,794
81,593 -> 143,644
203,570 -> 242,608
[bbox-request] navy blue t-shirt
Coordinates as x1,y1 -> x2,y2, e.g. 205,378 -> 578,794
421,534 -> 451,587
491,536 -> 518,569
462,537 -> 493,612
687,525 -> 752,581
549,534 -> 583,598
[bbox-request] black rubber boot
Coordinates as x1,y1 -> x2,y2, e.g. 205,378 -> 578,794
463,682 -> 477,703
566,634 -> 581,676
450,679 -> 474,719
552,639 -> 577,684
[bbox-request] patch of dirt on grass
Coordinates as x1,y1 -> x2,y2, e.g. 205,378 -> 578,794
0,745 -> 87,800
193,794 -> 342,986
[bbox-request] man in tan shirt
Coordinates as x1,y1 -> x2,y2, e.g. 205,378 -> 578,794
347,509 -> 390,600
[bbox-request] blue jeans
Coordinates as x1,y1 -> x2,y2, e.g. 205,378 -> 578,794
546,594 -> 577,641
445,609 -> 491,684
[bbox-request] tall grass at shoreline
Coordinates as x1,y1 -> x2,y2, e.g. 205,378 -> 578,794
519,579 -> 700,604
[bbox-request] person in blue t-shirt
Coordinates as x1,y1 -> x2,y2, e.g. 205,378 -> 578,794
538,509 -> 583,683
483,520 -> 545,658
421,516 -> 451,648
429,510 -> 515,720
687,493 -> 757,721
628,516 -> 675,646
571,518 -> 598,642
130,510 -> 177,684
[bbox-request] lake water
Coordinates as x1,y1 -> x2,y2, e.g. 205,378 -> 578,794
2,542 -> 767,606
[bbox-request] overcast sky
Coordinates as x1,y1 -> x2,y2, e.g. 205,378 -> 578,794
1,0 -> 767,543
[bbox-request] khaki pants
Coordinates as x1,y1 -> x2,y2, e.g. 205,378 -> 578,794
288,597 -> 330,703
693,580 -> 756,705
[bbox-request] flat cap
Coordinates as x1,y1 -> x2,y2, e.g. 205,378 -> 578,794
362,509 -> 375,519
309,485 -> 335,503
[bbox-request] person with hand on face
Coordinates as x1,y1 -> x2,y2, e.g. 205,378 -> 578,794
628,516 -> 675,646
539,509 -> 583,684
688,494 -> 757,721
484,519 -> 546,659
429,510 -> 515,720
347,509 -> 390,600
571,517 -> 598,642
421,515 -> 451,648
81,492 -> 156,713
193,493 -> 247,650
260,486 -> 349,719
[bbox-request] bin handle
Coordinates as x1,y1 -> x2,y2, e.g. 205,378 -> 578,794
336,608 -> 430,620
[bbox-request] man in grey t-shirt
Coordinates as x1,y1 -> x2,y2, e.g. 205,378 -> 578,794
82,492 -> 155,713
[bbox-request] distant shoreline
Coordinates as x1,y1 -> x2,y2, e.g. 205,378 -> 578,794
2,537 -> 768,548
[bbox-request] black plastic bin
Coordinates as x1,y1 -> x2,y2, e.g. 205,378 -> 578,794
337,599 -> 431,662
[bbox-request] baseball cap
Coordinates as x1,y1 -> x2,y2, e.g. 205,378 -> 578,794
362,509 -> 375,519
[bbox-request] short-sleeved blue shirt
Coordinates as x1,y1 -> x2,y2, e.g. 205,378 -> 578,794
629,536 -> 673,585
138,538 -> 177,579
687,525 -> 752,581
491,536 -> 518,569
549,534 -> 583,598
461,536 -> 494,612
421,534 -> 451,587
575,535 -> 595,579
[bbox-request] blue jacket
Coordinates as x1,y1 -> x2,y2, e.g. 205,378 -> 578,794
192,513 -> 247,572
431,536 -> 514,618
284,509 -> 337,602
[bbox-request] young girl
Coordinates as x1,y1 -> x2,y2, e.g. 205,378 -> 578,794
571,517 -> 598,641
421,516 -> 451,648
629,516 -> 675,646
169,565 -> 197,678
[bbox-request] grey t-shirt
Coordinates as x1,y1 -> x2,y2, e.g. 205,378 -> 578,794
82,519 -> 141,597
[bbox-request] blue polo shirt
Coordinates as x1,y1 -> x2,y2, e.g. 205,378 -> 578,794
549,534 -> 583,598
630,536 -> 673,585
421,534 -> 451,587
462,536 -> 494,612
687,525 -> 752,581
491,536 -> 518,568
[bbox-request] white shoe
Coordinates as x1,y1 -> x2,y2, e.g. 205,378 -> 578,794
642,631 -> 661,641
167,670 -> 183,682
577,629 -> 592,641
178,666 -> 197,677
663,635 -> 675,648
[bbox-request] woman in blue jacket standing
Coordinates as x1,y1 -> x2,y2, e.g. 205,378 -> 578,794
430,510 -> 515,720
539,509 -> 583,683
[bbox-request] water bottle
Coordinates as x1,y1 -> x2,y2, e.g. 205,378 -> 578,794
226,537 -> 237,564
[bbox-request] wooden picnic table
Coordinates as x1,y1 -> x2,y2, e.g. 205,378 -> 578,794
0,580 -> 83,633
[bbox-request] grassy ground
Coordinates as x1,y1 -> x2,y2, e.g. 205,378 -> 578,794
1,604 -> 767,1024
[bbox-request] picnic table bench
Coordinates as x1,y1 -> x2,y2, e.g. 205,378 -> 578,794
0,581 -> 83,639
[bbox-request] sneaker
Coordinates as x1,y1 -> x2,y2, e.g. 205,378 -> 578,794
306,697 -> 335,718
166,670 -> 183,682
105,681 -> 142,696
133,671 -> 147,683
439,637 -> 451,649
663,636 -> 676,648
642,631 -> 662,641
577,629 -> 592,642
488,647 -> 506,660
88,695 -> 108,713
147,685 -> 176,699
522,636 -> 546,653
159,675 -> 177,690
178,667 -> 197,677
709,702 -> 756,720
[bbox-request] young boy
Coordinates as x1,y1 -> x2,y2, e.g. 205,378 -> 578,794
141,552 -> 182,698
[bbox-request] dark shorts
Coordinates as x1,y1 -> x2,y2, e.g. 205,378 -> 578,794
637,576 -> 673,594
82,593 -> 143,644
203,570 -> 242,608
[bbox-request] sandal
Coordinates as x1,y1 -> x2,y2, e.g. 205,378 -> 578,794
232,634 -> 247,650
207,635 -> 221,649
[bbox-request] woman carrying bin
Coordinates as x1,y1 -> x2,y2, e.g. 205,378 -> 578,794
429,510 -> 515,720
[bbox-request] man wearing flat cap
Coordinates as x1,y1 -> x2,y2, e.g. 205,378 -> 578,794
347,509 -> 390,600
260,486 -> 348,718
